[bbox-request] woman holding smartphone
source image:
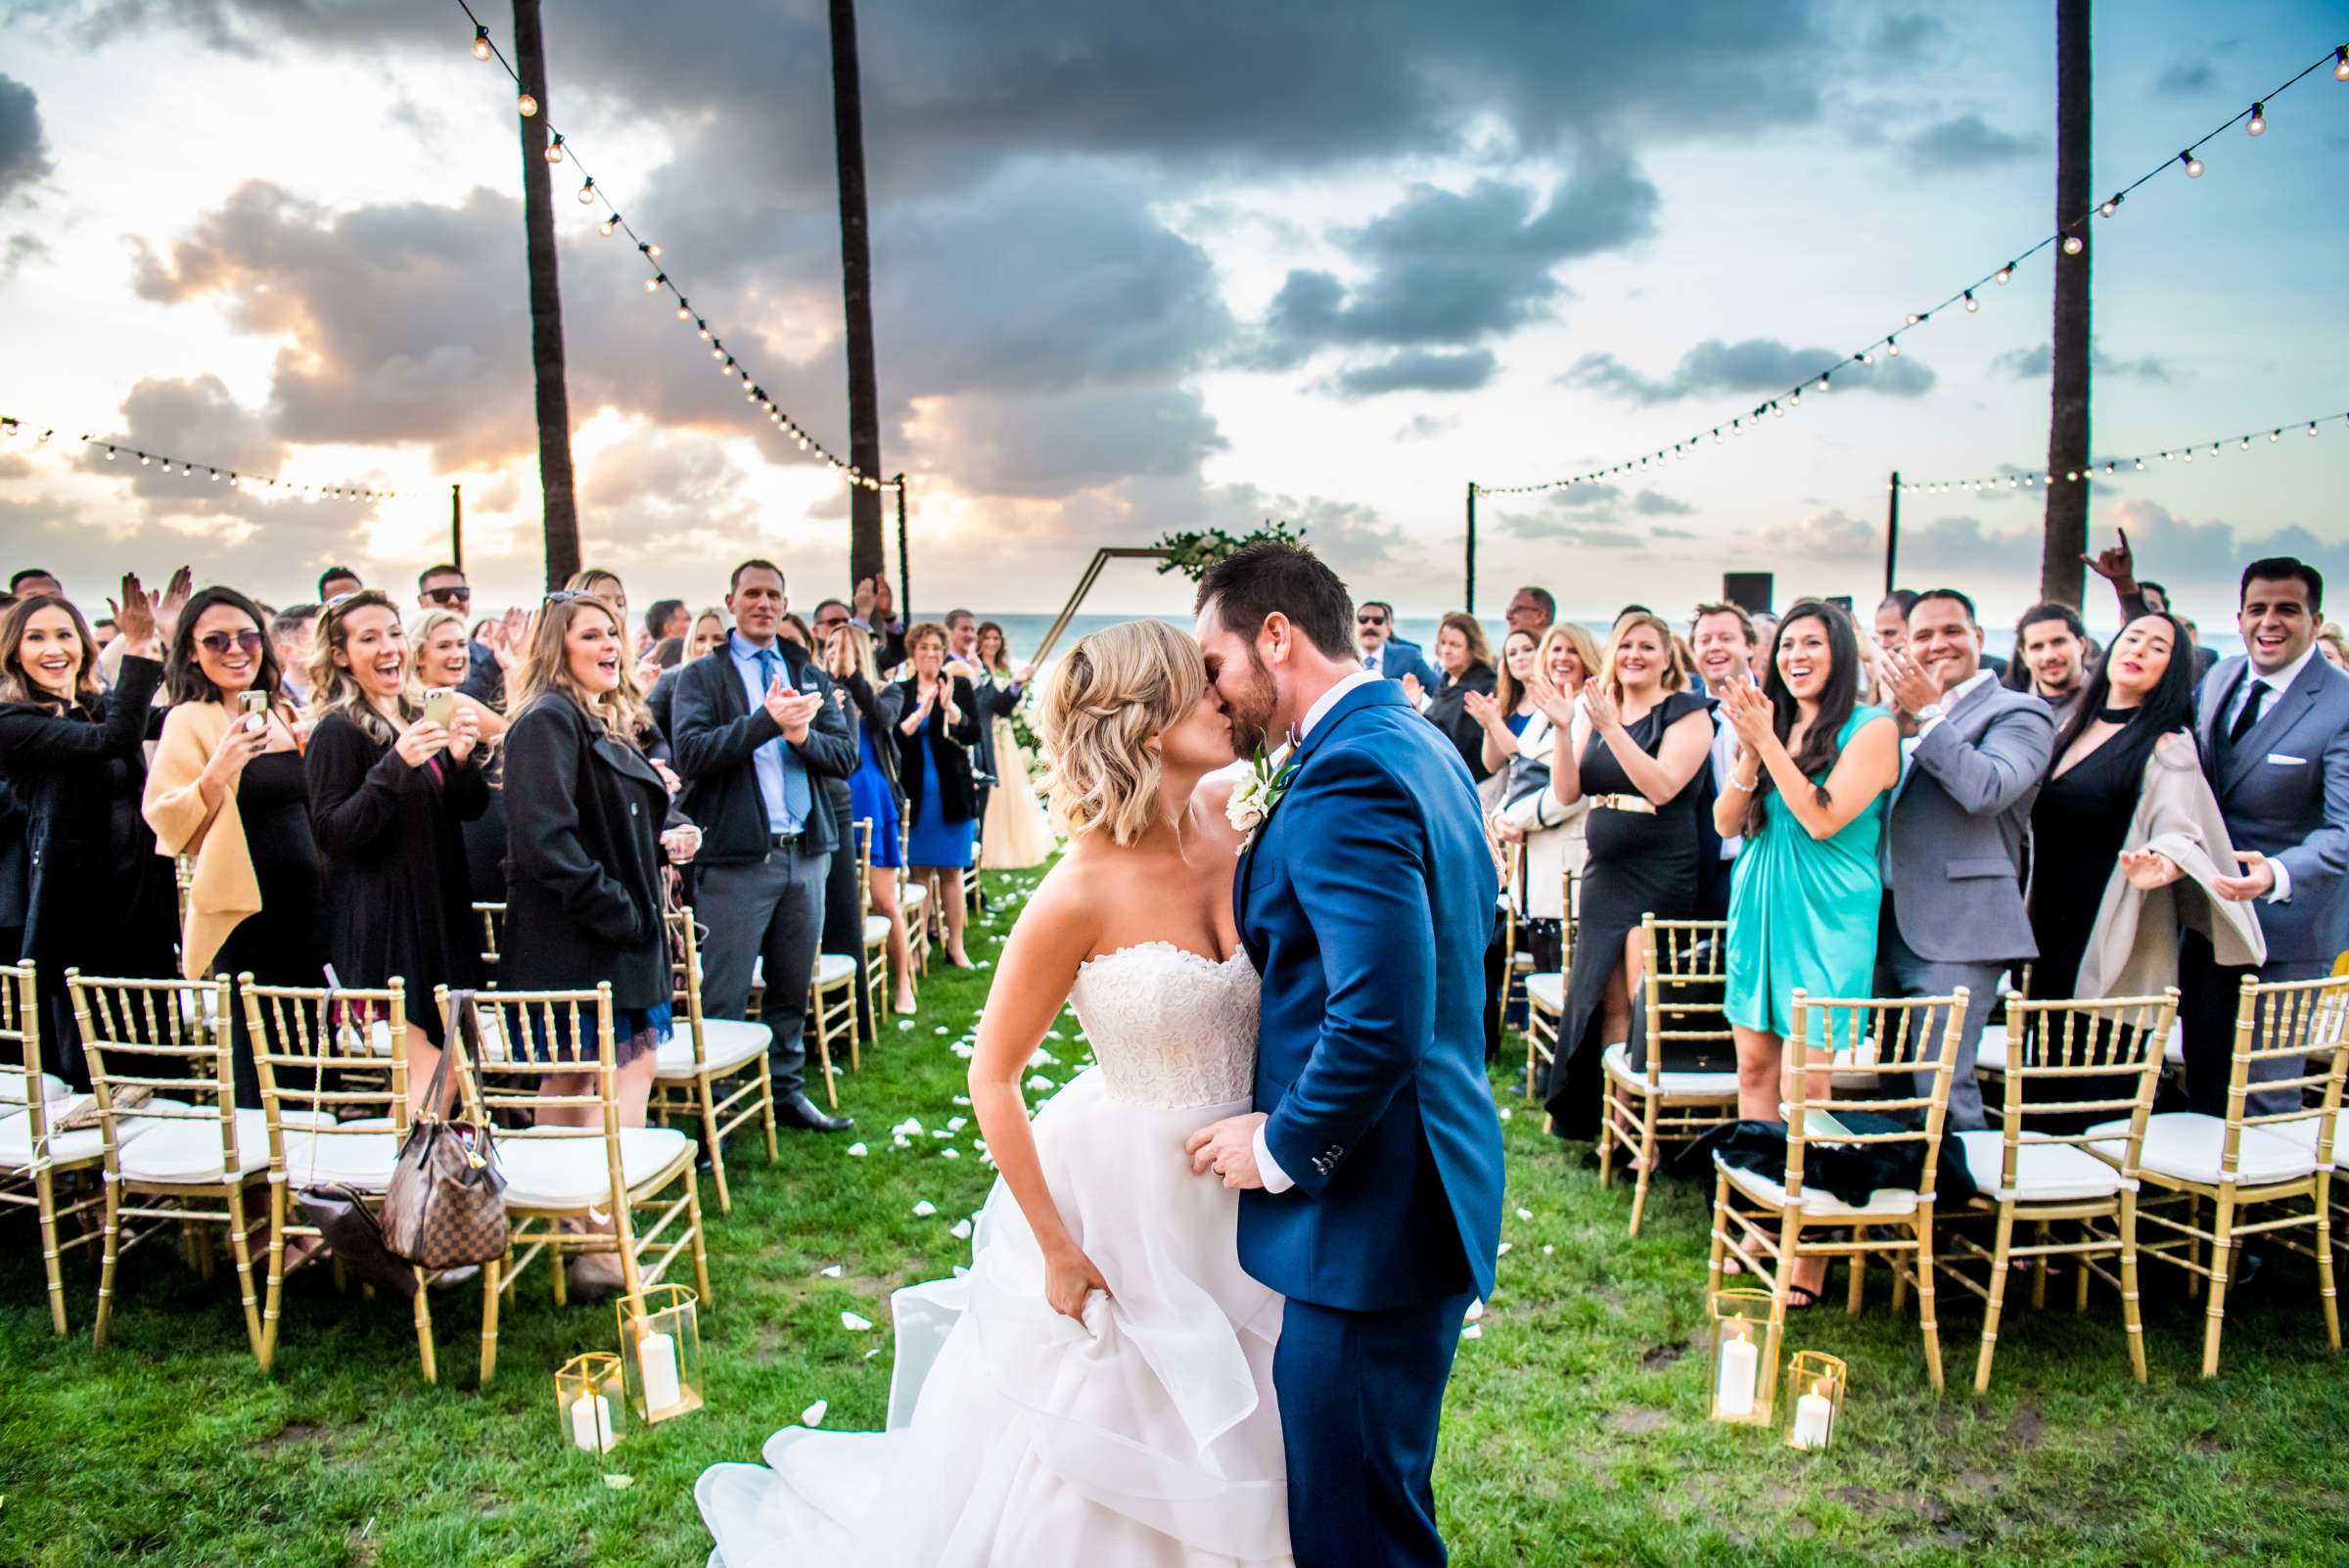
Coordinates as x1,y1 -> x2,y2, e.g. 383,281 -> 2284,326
303,592 -> 488,1110
145,586 -> 326,1107
417,607 -> 511,904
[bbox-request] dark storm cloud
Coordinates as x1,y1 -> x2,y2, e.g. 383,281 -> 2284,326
1563,337 -> 1937,405
913,385 -> 1228,499
0,73 -> 55,203
1327,349 -> 1498,400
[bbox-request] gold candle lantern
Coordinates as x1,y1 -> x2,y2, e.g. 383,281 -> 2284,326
1708,1288 -> 1777,1426
617,1283 -> 705,1423
1781,1351 -> 1847,1451
555,1352 -> 627,1453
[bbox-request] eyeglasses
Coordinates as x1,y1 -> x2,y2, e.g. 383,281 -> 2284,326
813,614 -> 850,629
1356,613 -> 1388,626
541,590 -> 583,604
198,629 -> 265,657
424,585 -> 473,605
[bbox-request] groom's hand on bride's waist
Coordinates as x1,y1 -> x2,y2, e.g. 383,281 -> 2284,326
1185,1113 -> 1269,1190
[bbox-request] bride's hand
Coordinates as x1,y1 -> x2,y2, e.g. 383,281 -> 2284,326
1042,1240 -> 1110,1322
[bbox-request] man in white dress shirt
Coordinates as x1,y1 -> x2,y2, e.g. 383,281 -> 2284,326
1691,601 -> 1759,918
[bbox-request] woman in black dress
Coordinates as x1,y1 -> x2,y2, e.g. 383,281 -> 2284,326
144,586 -> 326,1108
1419,611 -> 1499,784
303,592 -> 488,1111
892,622 -> 984,968
1543,611 -> 1714,1134
0,581 -> 177,1085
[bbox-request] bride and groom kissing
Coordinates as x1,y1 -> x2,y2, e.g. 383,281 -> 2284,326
700,541 -> 1505,1567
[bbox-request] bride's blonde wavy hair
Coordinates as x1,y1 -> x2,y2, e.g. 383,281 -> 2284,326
1035,620 -> 1207,847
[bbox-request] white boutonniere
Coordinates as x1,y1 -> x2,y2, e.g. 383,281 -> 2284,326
1226,732 -> 1301,853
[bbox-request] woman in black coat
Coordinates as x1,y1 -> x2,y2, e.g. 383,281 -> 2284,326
301,592 -> 488,1110
890,621 -> 983,967
0,581 -> 176,1086
1420,611 -> 1500,783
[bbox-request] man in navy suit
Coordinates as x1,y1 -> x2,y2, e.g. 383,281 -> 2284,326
1354,598 -> 1438,690
2185,556 -> 2349,1117
1186,543 -> 1503,1568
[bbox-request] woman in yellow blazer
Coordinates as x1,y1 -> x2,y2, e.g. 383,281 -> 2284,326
143,585 -> 327,1107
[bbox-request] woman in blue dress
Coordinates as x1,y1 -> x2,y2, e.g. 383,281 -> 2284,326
892,621 -> 983,969
1715,600 -> 1900,1304
832,623 -> 917,1013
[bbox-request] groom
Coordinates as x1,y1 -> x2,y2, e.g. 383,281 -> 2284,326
1186,542 -> 1504,1568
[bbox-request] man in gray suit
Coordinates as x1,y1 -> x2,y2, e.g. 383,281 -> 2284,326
1873,588 -> 2057,1131
2184,557 -> 2349,1117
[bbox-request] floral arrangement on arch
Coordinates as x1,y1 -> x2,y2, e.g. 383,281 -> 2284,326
1150,520 -> 1309,583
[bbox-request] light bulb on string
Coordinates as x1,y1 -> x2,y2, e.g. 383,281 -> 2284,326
139,453 -> 150,465
517,92 -> 537,117
1995,263 -> 2014,285
2246,102 -> 2266,134
2335,45 -> 2349,80
577,177 -> 595,205
598,212 -> 619,236
675,300 -> 691,321
544,133 -> 565,164
1857,348 -> 1872,364
2135,458 -> 2145,470
711,345 -> 725,360
2271,430 -> 2281,442
2240,437 -> 2252,450
644,272 -> 664,294
1963,291 -> 1977,311
2182,150 -> 2204,177
2098,194 -> 2120,217
1886,340 -> 1901,356
639,241 -> 663,259
2312,423 -> 2323,437
2062,233 -> 2085,255
105,445 -> 116,460
472,24 -> 491,60
1815,373 -> 1829,392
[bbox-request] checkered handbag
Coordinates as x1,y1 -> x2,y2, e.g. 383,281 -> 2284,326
382,992 -> 509,1268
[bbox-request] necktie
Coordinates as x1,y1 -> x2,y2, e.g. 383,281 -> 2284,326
2228,679 -> 2269,747
754,649 -> 812,827
1364,653 -> 1378,672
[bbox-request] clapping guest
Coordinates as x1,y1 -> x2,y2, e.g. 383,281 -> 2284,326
1490,623 -> 1600,968
144,586 -> 327,1108
1715,604 -> 1898,1299
975,621 -> 1052,869
1543,613 -> 1713,1134
1465,628 -> 1542,809
1690,601 -> 1762,918
303,592 -> 487,1112
418,608 -> 513,906
0,579 -> 177,1085
894,622 -> 984,968
1419,612 -> 1498,783
829,623 -> 916,1013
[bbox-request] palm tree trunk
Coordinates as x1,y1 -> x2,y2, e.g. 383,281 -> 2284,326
513,0 -> 580,590
828,0 -> 886,590
2039,0 -> 2091,607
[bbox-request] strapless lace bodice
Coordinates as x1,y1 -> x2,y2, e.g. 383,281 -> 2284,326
1067,942 -> 1261,1109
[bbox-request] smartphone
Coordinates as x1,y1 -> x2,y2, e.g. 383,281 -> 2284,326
421,688 -> 457,728
240,689 -> 270,732
1825,594 -> 1855,615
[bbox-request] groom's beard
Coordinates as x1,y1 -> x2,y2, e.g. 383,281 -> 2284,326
1225,659 -> 1280,758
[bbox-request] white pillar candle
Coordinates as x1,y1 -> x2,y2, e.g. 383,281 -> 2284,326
637,1330 -> 683,1415
569,1391 -> 616,1453
1715,1330 -> 1760,1417
1791,1388 -> 1834,1450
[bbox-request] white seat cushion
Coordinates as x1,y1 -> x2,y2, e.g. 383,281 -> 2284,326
1956,1130 -> 2125,1203
2088,1113 -> 2326,1186
280,1118 -> 401,1192
901,882 -> 929,910
2164,1021 -> 2184,1068
1719,1154 -> 1920,1219
0,1110 -> 109,1167
862,914 -> 892,947
813,953 -> 857,989
0,1068 -> 69,1108
115,1106 -> 335,1184
1603,1039 -> 1739,1097
656,1018 -> 769,1079
1524,972 -> 1563,1014
1976,1023 -> 2009,1073
496,1126 -> 694,1210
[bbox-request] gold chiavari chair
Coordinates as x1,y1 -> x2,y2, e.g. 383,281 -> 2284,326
1597,916 -> 1740,1236
650,909 -> 777,1214
71,969 -> 332,1368
1708,987 -> 1969,1392
3,962 -> 115,1334
240,976 -> 438,1379
1938,989 -> 2179,1391
1522,866 -> 1575,1102
854,819 -> 895,1028
811,946 -> 862,1083
443,983 -> 710,1384
899,819 -> 933,976
1496,842 -> 1528,1022
472,902 -> 506,985
963,833 -> 988,923
2085,971 -> 2349,1378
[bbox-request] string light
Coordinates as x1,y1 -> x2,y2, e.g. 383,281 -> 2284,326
453,2 -> 896,490
1889,411 -> 2344,494
0,415 -> 398,499
1472,42 -> 2341,496
2336,45 -> 2349,81
516,92 -> 536,117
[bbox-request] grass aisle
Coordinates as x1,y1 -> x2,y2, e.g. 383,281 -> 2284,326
4,865 -> 2346,1565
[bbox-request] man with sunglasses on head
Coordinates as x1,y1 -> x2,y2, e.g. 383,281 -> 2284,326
1354,600 -> 1436,690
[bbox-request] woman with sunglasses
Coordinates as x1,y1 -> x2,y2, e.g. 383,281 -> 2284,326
144,586 -> 327,1107
0,576 -> 178,1086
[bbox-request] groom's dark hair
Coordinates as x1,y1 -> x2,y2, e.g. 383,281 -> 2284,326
1194,541 -> 1354,659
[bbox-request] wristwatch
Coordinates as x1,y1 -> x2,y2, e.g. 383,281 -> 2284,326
1914,703 -> 1945,724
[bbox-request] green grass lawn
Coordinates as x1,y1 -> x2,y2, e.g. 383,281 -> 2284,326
5,865 -> 2347,1565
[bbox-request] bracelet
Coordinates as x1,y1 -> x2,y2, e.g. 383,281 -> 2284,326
1727,770 -> 1760,793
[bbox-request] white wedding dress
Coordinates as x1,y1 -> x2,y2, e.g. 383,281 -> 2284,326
697,942 -> 1293,1567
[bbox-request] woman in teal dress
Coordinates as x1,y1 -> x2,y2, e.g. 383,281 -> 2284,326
1715,600 -> 1901,1303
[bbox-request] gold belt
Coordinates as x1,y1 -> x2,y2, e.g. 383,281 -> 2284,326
1590,794 -> 1657,815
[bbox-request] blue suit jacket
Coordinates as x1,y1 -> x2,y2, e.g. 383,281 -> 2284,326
1368,636 -> 1439,691
2195,652 -> 2349,964
1235,679 -> 1503,1312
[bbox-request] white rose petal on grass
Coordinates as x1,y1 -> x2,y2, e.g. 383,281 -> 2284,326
845,1142 -> 868,1158
840,1311 -> 874,1332
1497,1242 -> 1513,1257
893,1135 -> 912,1149
1498,1108 -> 1514,1122
897,1020 -> 916,1032
946,1117 -> 968,1131
863,1348 -> 883,1361
949,1218 -> 974,1240
1460,1323 -> 1484,1341
1028,1075 -> 1055,1093
941,1148 -> 961,1160
912,1200 -> 938,1218
801,1400 -> 828,1428
818,1264 -> 844,1278
934,1026 -> 950,1036
1542,1244 -> 1555,1256
952,1094 -> 972,1106
1515,1207 -> 1533,1222
931,1130 -> 950,1139
1464,1299 -> 1486,1322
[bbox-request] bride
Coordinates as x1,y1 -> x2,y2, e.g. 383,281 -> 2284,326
698,619 -> 1292,1567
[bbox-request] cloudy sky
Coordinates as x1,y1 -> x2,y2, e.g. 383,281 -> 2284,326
2,0 -> 2344,627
